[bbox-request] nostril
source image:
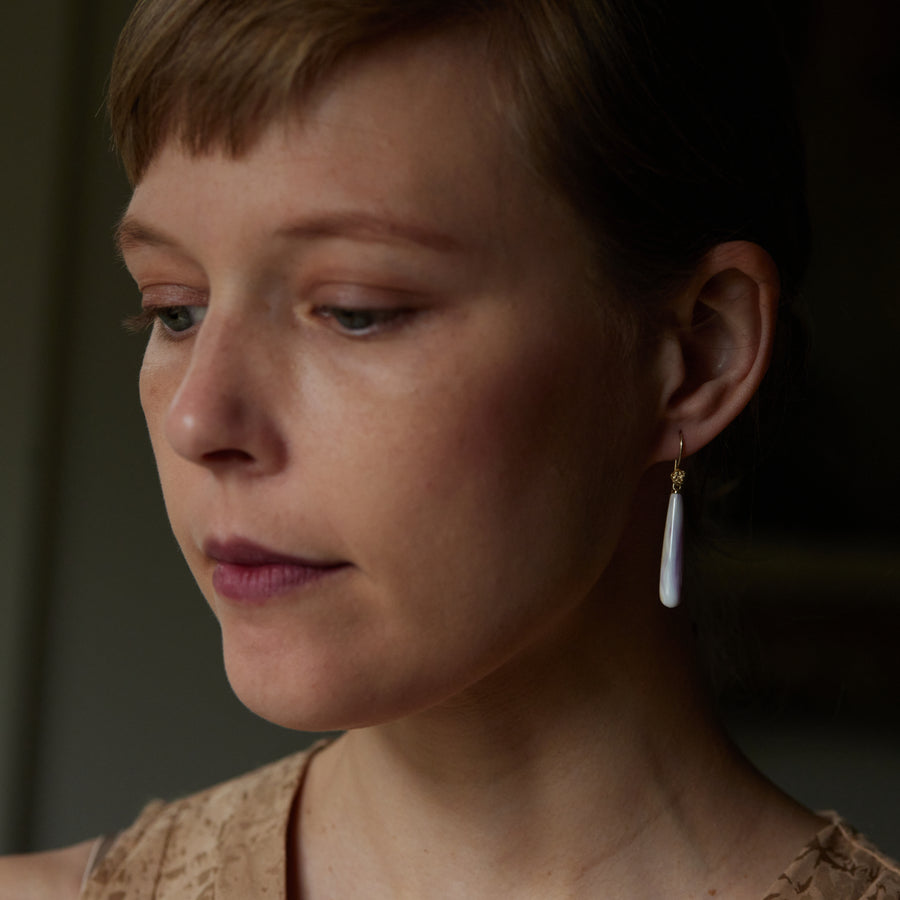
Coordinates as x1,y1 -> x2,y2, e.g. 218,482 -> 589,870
201,448 -> 256,464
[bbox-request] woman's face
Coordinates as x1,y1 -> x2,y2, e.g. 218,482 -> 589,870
121,34 -> 664,730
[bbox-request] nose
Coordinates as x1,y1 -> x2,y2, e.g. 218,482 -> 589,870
162,313 -> 288,475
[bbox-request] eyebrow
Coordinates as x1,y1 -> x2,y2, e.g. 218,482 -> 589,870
114,217 -> 177,257
114,211 -> 464,257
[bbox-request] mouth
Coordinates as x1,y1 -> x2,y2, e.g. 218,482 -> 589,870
204,538 -> 349,604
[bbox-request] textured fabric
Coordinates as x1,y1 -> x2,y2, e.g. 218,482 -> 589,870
80,747 -> 900,899
762,816 -> 900,899
79,748 -> 315,900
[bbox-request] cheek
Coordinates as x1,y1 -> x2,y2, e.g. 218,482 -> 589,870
326,323 -> 638,611
273,325 -> 649,727
138,354 -> 191,530
138,352 -> 171,446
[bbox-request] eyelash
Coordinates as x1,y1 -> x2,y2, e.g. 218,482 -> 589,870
313,306 -> 412,336
122,308 -> 160,334
122,305 -> 206,338
123,304 -> 413,339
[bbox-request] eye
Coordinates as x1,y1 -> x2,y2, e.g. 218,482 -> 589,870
155,305 -> 207,334
123,285 -> 208,339
315,306 -> 409,336
123,305 -> 207,338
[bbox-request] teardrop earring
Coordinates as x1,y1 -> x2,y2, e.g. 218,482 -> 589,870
659,432 -> 686,609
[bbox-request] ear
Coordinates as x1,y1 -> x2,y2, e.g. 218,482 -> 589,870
649,241 -> 779,463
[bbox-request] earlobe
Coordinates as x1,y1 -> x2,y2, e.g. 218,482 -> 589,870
652,241 -> 779,462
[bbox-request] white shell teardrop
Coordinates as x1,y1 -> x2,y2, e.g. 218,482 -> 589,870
659,491 -> 683,608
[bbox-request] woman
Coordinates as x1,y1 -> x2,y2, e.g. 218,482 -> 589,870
3,0 -> 898,897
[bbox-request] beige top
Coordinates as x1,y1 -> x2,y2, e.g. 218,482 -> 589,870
79,747 -> 900,899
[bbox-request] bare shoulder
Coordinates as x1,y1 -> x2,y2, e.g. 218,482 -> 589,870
0,839 -> 96,900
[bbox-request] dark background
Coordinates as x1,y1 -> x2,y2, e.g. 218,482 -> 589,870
1,0 -> 897,856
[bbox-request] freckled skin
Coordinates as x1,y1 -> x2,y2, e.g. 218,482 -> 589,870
28,30 -> 824,900
125,36 -> 663,733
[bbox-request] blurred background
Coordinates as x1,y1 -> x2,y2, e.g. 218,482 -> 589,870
1,0 -> 898,857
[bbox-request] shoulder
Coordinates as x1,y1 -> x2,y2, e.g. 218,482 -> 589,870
82,747 -> 318,898
766,814 -> 900,900
0,839 -> 96,900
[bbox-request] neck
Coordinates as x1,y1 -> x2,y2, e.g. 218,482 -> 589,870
295,484 -> 819,898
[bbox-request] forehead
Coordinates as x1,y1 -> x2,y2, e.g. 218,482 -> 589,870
126,32 -> 580,265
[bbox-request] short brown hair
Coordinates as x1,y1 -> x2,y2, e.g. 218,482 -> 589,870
110,0 -> 808,513
109,0 -> 807,308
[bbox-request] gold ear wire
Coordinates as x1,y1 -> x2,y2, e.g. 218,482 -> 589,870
670,431 -> 686,494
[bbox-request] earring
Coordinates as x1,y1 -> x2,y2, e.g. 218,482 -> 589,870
659,432 -> 686,608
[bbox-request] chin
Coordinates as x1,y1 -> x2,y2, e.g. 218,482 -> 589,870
222,643 -> 365,732
219,632 -> 445,733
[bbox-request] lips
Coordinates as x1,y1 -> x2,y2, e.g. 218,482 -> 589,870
205,538 -> 348,604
